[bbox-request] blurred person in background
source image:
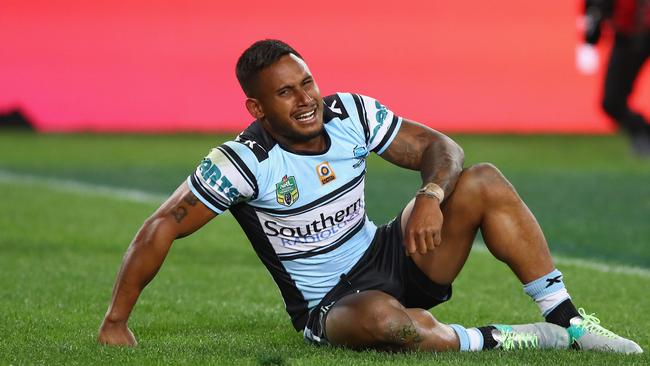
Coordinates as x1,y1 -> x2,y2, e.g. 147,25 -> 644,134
577,0 -> 650,156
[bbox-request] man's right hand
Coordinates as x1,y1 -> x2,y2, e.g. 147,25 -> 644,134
98,319 -> 137,346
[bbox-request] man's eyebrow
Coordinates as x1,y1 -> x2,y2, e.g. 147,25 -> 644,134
275,74 -> 312,93
275,84 -> 293,93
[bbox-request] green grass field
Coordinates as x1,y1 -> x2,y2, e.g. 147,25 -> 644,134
1,132 -> 649,365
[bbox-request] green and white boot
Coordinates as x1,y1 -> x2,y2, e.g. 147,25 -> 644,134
567,308 -> 643,354
492,323 -> 570,350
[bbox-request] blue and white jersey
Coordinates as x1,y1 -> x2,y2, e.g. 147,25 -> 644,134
187,93 -> 402,330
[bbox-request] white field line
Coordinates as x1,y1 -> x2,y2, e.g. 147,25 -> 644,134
472,243 -> 650,279
0,169 -> 167,204
1,169 -> 648,278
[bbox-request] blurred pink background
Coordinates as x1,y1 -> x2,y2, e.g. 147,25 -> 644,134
0,0 -> 648,133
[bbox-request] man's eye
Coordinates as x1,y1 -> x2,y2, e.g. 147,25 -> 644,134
279,90 -> 290,96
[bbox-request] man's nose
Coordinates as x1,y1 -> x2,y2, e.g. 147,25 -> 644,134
298,88 -> 313,104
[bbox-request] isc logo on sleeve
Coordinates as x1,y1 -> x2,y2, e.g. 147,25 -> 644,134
316,162 -> 336,185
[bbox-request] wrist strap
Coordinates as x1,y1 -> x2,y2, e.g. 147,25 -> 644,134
416,182 -> 445,202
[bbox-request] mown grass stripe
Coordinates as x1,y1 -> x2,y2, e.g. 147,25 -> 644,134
2,168 -> 646,279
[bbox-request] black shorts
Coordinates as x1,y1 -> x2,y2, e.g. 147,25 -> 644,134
303,212 -> 452,345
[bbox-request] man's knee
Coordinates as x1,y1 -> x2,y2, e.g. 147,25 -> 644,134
463,162 -> 502,180
405,307 -> 439,329
326,291 -> 421,349
371,305 -> 422,347
342,292 -> 412,341
455,163 -> 513,199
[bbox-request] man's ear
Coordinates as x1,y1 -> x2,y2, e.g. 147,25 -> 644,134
245,98 -> 264,119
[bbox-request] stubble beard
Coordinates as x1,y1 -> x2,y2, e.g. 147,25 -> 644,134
277,123 -> 325,148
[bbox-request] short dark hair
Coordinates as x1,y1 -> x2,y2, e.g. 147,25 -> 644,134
236,39 -> 303,97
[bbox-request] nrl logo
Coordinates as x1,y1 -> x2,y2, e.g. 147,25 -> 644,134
276,175 -> 299,207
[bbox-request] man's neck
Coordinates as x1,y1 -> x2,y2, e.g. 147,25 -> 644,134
276,133 -> 327,154
260,119 -> 328,154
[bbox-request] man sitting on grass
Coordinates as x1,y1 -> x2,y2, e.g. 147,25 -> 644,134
98,39 -> 642,354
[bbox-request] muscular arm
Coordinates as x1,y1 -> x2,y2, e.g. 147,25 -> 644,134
98,181 -> 216,346
380,119 -> 464,197
380,119 -> 464,255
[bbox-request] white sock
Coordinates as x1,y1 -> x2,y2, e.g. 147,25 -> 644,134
467,328 -> 484,351
523,269 -> 571,317
537,288 -> 571,316
450,324 -> 484,351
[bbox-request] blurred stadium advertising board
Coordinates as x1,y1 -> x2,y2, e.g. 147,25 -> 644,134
0,1 -> 647,133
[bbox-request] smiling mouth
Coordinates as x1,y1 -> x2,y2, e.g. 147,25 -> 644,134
294,109 -> 317,122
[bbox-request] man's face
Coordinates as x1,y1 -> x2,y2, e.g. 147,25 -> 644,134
248,54 -> 324,146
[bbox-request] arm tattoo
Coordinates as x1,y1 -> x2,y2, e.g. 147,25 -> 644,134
171,206 -> 188,223
183,194 -> 199,206
171,193 -> 199,223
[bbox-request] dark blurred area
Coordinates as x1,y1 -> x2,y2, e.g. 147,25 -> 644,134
0,109 -> 35,131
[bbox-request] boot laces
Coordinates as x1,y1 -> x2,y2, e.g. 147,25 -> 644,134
577,308 -> 620,339
500,331 -> 539,350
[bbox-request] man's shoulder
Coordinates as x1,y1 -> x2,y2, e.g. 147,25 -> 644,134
323,92 -> 372,124
324,92 -> 379,143
232,120 -> 276,163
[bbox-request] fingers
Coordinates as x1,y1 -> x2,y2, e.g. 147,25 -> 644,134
405,228 -> 417,255
424,230 -> 435,252
433,228 -> 442,248
98,320 -> 138,346
402,197 -> 444,255
405,225 -> 441,255
414,229 -> 429,255
98,330 -> 137,346
416,228 -> 437,254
